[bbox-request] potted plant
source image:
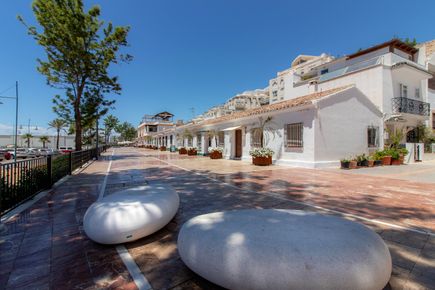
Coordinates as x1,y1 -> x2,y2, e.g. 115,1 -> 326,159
340,158 -> 350,169
357,154 -> 369,167
249,147 -> 274,166
367,155 -> 375,167
160,146 -> 166,151
380,149 -> 392,166
373,151 -> 383,166
398,147 -> 409,164
208,147 -> 223,159
178,147 -> 187,154
349,157 -> 358,169
390,148 -> 401,165
187,147 -> 197,156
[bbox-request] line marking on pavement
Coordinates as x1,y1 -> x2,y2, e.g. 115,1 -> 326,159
116,245 -> 152,290
101,148 -> 153,290
146,153 -> 434,237
98,149 -> 115,201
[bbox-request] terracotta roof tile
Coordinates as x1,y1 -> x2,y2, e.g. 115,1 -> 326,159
199,85 -> 353,126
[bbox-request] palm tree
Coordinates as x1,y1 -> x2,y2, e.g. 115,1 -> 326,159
48,119 -> 67,149
22,133 -> 33,148
39,136 -> 50,148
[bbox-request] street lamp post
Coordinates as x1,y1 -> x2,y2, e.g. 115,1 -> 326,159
0,81 -> 18,233
0,81 -> 19,163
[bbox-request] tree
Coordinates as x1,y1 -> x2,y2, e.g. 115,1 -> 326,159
115,122 -> 136,142
103,114 -> 119,144
22,133 -> 33,148
250,116 -> 277,147
39,136 -> 50,148
48,118 -> 67,149
19,0 -> 132,151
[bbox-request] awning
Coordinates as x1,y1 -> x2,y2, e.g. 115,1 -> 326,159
222,126 -> 242,131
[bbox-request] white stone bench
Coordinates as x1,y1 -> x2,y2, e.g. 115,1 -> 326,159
83,184 -> 179,244
178,209 -> 391,290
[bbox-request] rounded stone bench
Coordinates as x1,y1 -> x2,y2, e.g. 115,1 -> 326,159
83,184 -> 179,244
178,209 -> 391,290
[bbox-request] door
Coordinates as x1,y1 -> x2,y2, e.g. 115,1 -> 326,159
235,129 -> 242,158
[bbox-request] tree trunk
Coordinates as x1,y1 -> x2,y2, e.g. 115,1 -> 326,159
74,103 -> 82,151
56,129 -> 60,149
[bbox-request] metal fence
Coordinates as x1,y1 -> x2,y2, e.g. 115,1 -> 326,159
0,146 -> 108,215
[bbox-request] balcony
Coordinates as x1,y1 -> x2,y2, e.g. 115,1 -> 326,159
392,97 -> 430,116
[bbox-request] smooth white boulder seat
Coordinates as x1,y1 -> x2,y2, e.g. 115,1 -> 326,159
84,184 -> 179,244
178,209 -> 392,290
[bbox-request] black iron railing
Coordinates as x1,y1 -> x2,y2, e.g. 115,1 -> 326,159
392,97 -> 430,116
0,146 -> 108,214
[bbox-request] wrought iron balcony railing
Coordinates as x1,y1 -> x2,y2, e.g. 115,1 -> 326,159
392,97 -> 430,116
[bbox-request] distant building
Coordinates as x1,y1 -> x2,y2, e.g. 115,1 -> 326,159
136,111 -> 175,146
0,134 -> 75,148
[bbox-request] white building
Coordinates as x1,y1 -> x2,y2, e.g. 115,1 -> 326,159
137,112 -> 176,146
143,39 -> 433,167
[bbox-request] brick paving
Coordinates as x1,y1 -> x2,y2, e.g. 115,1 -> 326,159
1,147 -> 434,289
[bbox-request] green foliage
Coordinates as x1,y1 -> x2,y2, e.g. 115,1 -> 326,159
39,136 -> 50,148
22,133 -> 33,148
48,118 -> 67,149
115,122 -> 136,141
103,114 -> 119,144
18,0 -> 132,150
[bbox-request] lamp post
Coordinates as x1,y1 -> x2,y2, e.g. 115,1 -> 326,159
0,81 -> 18,233
0,81 -> 19,163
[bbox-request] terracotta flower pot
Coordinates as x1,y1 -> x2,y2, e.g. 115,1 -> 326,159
252,156 -> 272,166
391,159 -> 401,166
367,160 -> 374,167
349,160 -> 358,169
209,151 -> 223,159
382,156 -> 392,166
179,148 -> 187,155
187,149 -> 197,156
160,146 -> 166,151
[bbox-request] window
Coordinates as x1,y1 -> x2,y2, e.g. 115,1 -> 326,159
218,131 -> 225,147
367,126 -> 379,148
320,69 -> 329,75
272,91 -> 278,97
415,88 -> 420,99
399,83 -> 408,98
250,128 -> 262,148
432,113 -> 435,129
285,123 -> 303,148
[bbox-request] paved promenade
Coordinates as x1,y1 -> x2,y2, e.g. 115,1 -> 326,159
1,147 -> 434,289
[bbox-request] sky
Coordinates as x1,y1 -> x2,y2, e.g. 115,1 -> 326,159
1,0 -> 434,135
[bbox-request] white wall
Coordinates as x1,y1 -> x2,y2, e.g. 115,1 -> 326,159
314,88 -> 383,165
319,66 -> 384,110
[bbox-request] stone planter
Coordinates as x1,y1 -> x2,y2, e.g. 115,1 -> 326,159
382,156 -> 392,166
160,146 -> 166,151
340,161 -> 350,169
349,160 -> 358,169
252,156 -> 272,166
187,149 -> 197,156
209,151 -> 223,159
179,148 -> 187,155
374,160 -> 382,166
